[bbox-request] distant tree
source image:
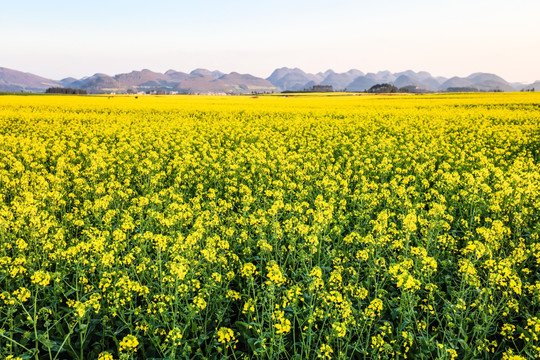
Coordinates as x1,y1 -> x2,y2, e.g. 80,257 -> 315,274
46,87 -> 87,95
368,84 -> 398,93
446,87 -> 478,93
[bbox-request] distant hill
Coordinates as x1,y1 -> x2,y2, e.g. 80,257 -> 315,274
464,73 -> 516,92
177,72 -> 277,94
393,71 -> 443,90
59,77 -> 79,88
0,65 -> 530,94
0,67 -> 60,92
394,75 -> 431,91
218,72 -> 275,91
265,68 -> 523,93
164,70 -> 190,82
0,67 -> 276,94
365,71 -> 397,84
437,73 -> 516,92
395,70 -> 430,82
266,68 -> 322,91
267,68 -> 367,91
77,74 -> 120,93
423,77 -> 444,91
114,69 -> 170,88
190,69 -> 224,79
320,69 -> 364,91
346,76 -> 377,92
439,77 -> 475,90
523,81 -> 540,91
317,69 -> 335,79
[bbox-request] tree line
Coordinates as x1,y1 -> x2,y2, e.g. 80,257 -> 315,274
45,87 -> 88,95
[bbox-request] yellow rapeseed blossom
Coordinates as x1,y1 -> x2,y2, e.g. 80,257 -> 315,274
12,287 -> 31,303
217,327 -> 235,344
266,262 -> 286,287
119,334 -> 139,352
364,298 -> 384,318
1,93 -> 539,360
273,310 -> 292,334
318,344 -> 333,359
502,349 -> 527,360
241,262 -> 257,278
98,352 -> 114,360
31,270 -> 51,287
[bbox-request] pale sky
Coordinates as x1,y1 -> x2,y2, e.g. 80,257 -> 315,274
1,0 -> 539,83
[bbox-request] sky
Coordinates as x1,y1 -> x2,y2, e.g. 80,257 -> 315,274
1,0 -> 539,83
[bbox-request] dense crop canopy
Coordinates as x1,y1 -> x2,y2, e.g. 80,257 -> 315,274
0,93 -> 539,359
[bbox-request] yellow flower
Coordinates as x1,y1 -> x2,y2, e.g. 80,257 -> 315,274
364,298 -> 383,318
266,262 -> 286,287
119,334 -> 139,352
500,323 -> 516,340
193,295 -> 207,310
403,212 -> 417,233
447,349 -> 458,360
501,349 -> 527,360
241,262 -> 257,278
211,272 -> 222,283
98,351 -> 114,360
243,298 -> 256,314
273,310 -> 291,334
332,321 -> 347,337
12,287 -> 31,302
31,270 -> 51,287
217,327 -> 235,344
226,290 -> 241,300
318,344 -> 333,359
166,327 -> 183,346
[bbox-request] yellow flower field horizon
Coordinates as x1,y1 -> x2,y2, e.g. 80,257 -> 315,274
0,93 -> 539,359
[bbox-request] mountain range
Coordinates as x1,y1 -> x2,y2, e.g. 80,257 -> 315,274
0,66 -> 538,94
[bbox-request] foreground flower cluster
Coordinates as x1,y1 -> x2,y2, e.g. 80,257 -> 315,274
0,93 -> 539,359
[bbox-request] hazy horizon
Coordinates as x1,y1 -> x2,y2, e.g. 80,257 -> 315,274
2,0 -> 539,83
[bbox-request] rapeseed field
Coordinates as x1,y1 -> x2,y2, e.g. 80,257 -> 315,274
0,93 -> 539,359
